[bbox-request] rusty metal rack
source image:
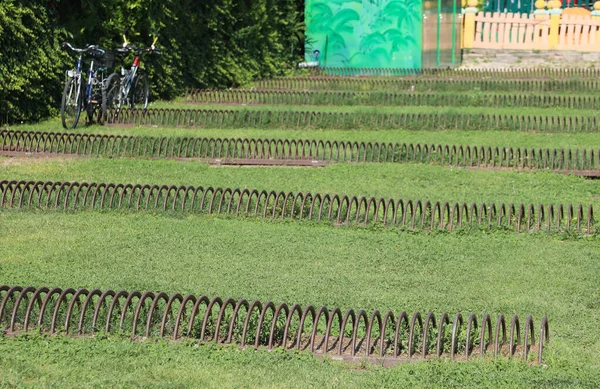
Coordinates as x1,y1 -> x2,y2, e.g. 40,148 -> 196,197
0,180 -> 594,234
184,89 -> 600,110
0,285 -> 549,364
97,108 -> 600,132
2,130 -> 599,176
255,77 -> 600,93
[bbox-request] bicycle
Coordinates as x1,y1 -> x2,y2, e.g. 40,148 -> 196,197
61,42 -> 114,129
103,34 -> 160,115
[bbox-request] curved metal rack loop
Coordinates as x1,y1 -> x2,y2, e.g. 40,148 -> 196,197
183,89 -> 600,111
0,180 -> 594,235
0,284 -> 549,364
94,108 -> 600,133
2,130 -> 598,176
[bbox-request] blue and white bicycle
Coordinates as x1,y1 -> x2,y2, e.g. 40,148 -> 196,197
61,42 -> 114,129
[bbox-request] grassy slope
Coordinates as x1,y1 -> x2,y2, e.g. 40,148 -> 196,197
2,157 -> 599,208
0,212 -> 599,387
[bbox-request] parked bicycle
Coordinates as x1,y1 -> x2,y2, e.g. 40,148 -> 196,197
103,33 -> 160,115
61,42 -> 114,129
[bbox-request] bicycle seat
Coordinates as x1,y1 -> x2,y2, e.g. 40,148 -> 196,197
116,47 -> 130,56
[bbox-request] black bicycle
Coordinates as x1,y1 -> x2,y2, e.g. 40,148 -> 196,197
103,34 -> 160,114
61,43 -> 114,129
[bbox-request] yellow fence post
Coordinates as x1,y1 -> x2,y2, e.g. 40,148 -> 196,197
547,0 -> 562,49
593,2 -> 600,20
462,0 -> 478,49
534,0 -> 547,19
593,2 -> 600,45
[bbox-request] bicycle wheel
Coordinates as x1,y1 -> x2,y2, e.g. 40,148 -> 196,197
102,73 -> 123,122
61,75 -> 83,129
131,72 -> 149,110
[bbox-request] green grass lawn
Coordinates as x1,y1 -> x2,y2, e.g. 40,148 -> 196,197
1,212 -> 599,387
3,336 -> 596,388
2,157 -> 599,208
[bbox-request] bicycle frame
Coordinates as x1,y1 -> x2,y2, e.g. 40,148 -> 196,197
76,55 -> 83,74
62,55 -> 83,112
107,34 -> 158,110
120,55 -> 140,98
85,60 -> 95,105
62,42 -> 111,128
117,35 -> 157,106
66,53 -> 96,108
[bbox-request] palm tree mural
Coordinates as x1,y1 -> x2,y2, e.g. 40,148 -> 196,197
305,0 -> 422,69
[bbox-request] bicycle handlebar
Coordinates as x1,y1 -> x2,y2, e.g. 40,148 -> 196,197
62,42 -> 104,54
121,33 -> 160,56
120,44 -> 162,56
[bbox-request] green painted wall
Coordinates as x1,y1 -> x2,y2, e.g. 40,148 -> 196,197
305,0 -> 423,69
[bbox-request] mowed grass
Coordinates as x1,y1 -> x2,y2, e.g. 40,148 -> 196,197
0,211 -> 599,387
2,156 -> 599,209
2,336 -> 595,388
8,119 -> 600,149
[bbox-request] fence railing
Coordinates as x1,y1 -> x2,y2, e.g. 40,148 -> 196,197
471,13 -> 551,50
483,0 -> 594,14
463,4 -> 600,51
557,14 -> 600,50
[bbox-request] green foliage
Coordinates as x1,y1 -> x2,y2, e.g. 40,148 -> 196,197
0,0 -> 304,124
0,0 -> 69,124
51,0 -> 304,95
